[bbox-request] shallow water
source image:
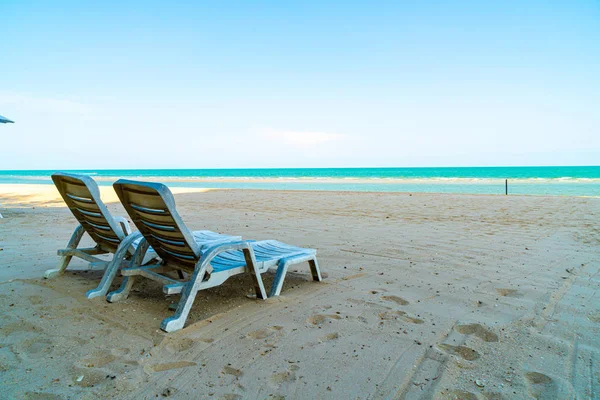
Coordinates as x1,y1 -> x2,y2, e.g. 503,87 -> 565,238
1,166 -> 599,196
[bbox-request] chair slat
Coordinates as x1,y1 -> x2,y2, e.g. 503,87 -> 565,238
66,193 -> 94,203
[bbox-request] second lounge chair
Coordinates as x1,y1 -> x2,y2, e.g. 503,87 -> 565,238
101,179 -> 322,332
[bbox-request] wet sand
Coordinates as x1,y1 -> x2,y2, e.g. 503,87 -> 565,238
0,185 -> 599,399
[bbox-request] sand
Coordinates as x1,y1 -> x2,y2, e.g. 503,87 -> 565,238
0,185 -> 599,399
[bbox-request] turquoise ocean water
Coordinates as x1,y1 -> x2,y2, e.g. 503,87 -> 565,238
0,167 -> 599,196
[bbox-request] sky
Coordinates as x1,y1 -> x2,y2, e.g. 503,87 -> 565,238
1,0 -> 599,169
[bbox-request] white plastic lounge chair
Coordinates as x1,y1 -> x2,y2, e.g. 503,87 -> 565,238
104,179 -> 322,332
44,172 -> 156,279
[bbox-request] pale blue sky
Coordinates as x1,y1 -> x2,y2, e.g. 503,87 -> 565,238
1,0 -> 599,169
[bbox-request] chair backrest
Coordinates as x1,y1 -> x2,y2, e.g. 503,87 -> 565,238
113,179 -> 201,269
52,172 -> 127,252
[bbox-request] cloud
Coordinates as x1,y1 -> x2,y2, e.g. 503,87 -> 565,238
264,130 -> 345,147
0,92 -> 96,115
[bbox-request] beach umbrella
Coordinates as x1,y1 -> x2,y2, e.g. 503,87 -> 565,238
0,114 -> 14,123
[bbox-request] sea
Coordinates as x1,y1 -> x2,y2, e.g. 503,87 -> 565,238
1,166 -> 599,196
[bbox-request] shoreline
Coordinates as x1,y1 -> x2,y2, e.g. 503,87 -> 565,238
0,184 -> 213,207
1,183 -> 599,206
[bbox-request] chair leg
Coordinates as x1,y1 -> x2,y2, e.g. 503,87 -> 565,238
45,255 -> 74,279
160,260 -> 210,333
85,256 -> 122,299
269,259 -> 291,298
106,239 -> 149,302
44,224 -> 85,279
243,248 -> 267,300
269,255 -> 322,298
85,232 -> 141,299
308,258 -> 323,281
107,277 -> 136,302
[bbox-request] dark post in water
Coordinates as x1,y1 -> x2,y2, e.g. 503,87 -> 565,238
505,179 -> 508,195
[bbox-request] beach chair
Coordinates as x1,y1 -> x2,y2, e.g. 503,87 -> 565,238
104,179 -> 322,332
44,172 -> 153,279
46,173 -> 239,290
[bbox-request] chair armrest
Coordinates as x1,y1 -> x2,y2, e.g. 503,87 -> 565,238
199,240 -> 252,261
197,241 -> 254,274
113,215 -> 132,237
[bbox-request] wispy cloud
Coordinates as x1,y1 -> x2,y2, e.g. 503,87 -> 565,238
264,130 -> 345,147
0,92 -> 96,115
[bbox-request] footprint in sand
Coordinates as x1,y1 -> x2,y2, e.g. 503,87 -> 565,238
247,326 -> 284,339
27,295 -> 44,305
381,295 -> 410,305
72,367 -> 113,387
524,372 -> 558,399
442,390 -> 479,400
223,366 -> 244,378
72,337 -> 88,346
269,369 -> 297,386
455,324 -> 498,342
524,371 -> 575,399
437,344 -> 480,361
496,288 -> 522,298
81,350 -> 119,368
110,347 -> 130,356
525,371 -> 575,400
98,328 -> 113,336
20,338 -> 53,355
378,311 -> 423,324
0,321 -> 38,336
321,332 -> 340,341
306,314 -> 342,326
150,361 -> 197,373
164,337 -> 195,353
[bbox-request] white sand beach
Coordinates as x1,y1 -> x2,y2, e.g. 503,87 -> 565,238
0,185 -> 599,399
